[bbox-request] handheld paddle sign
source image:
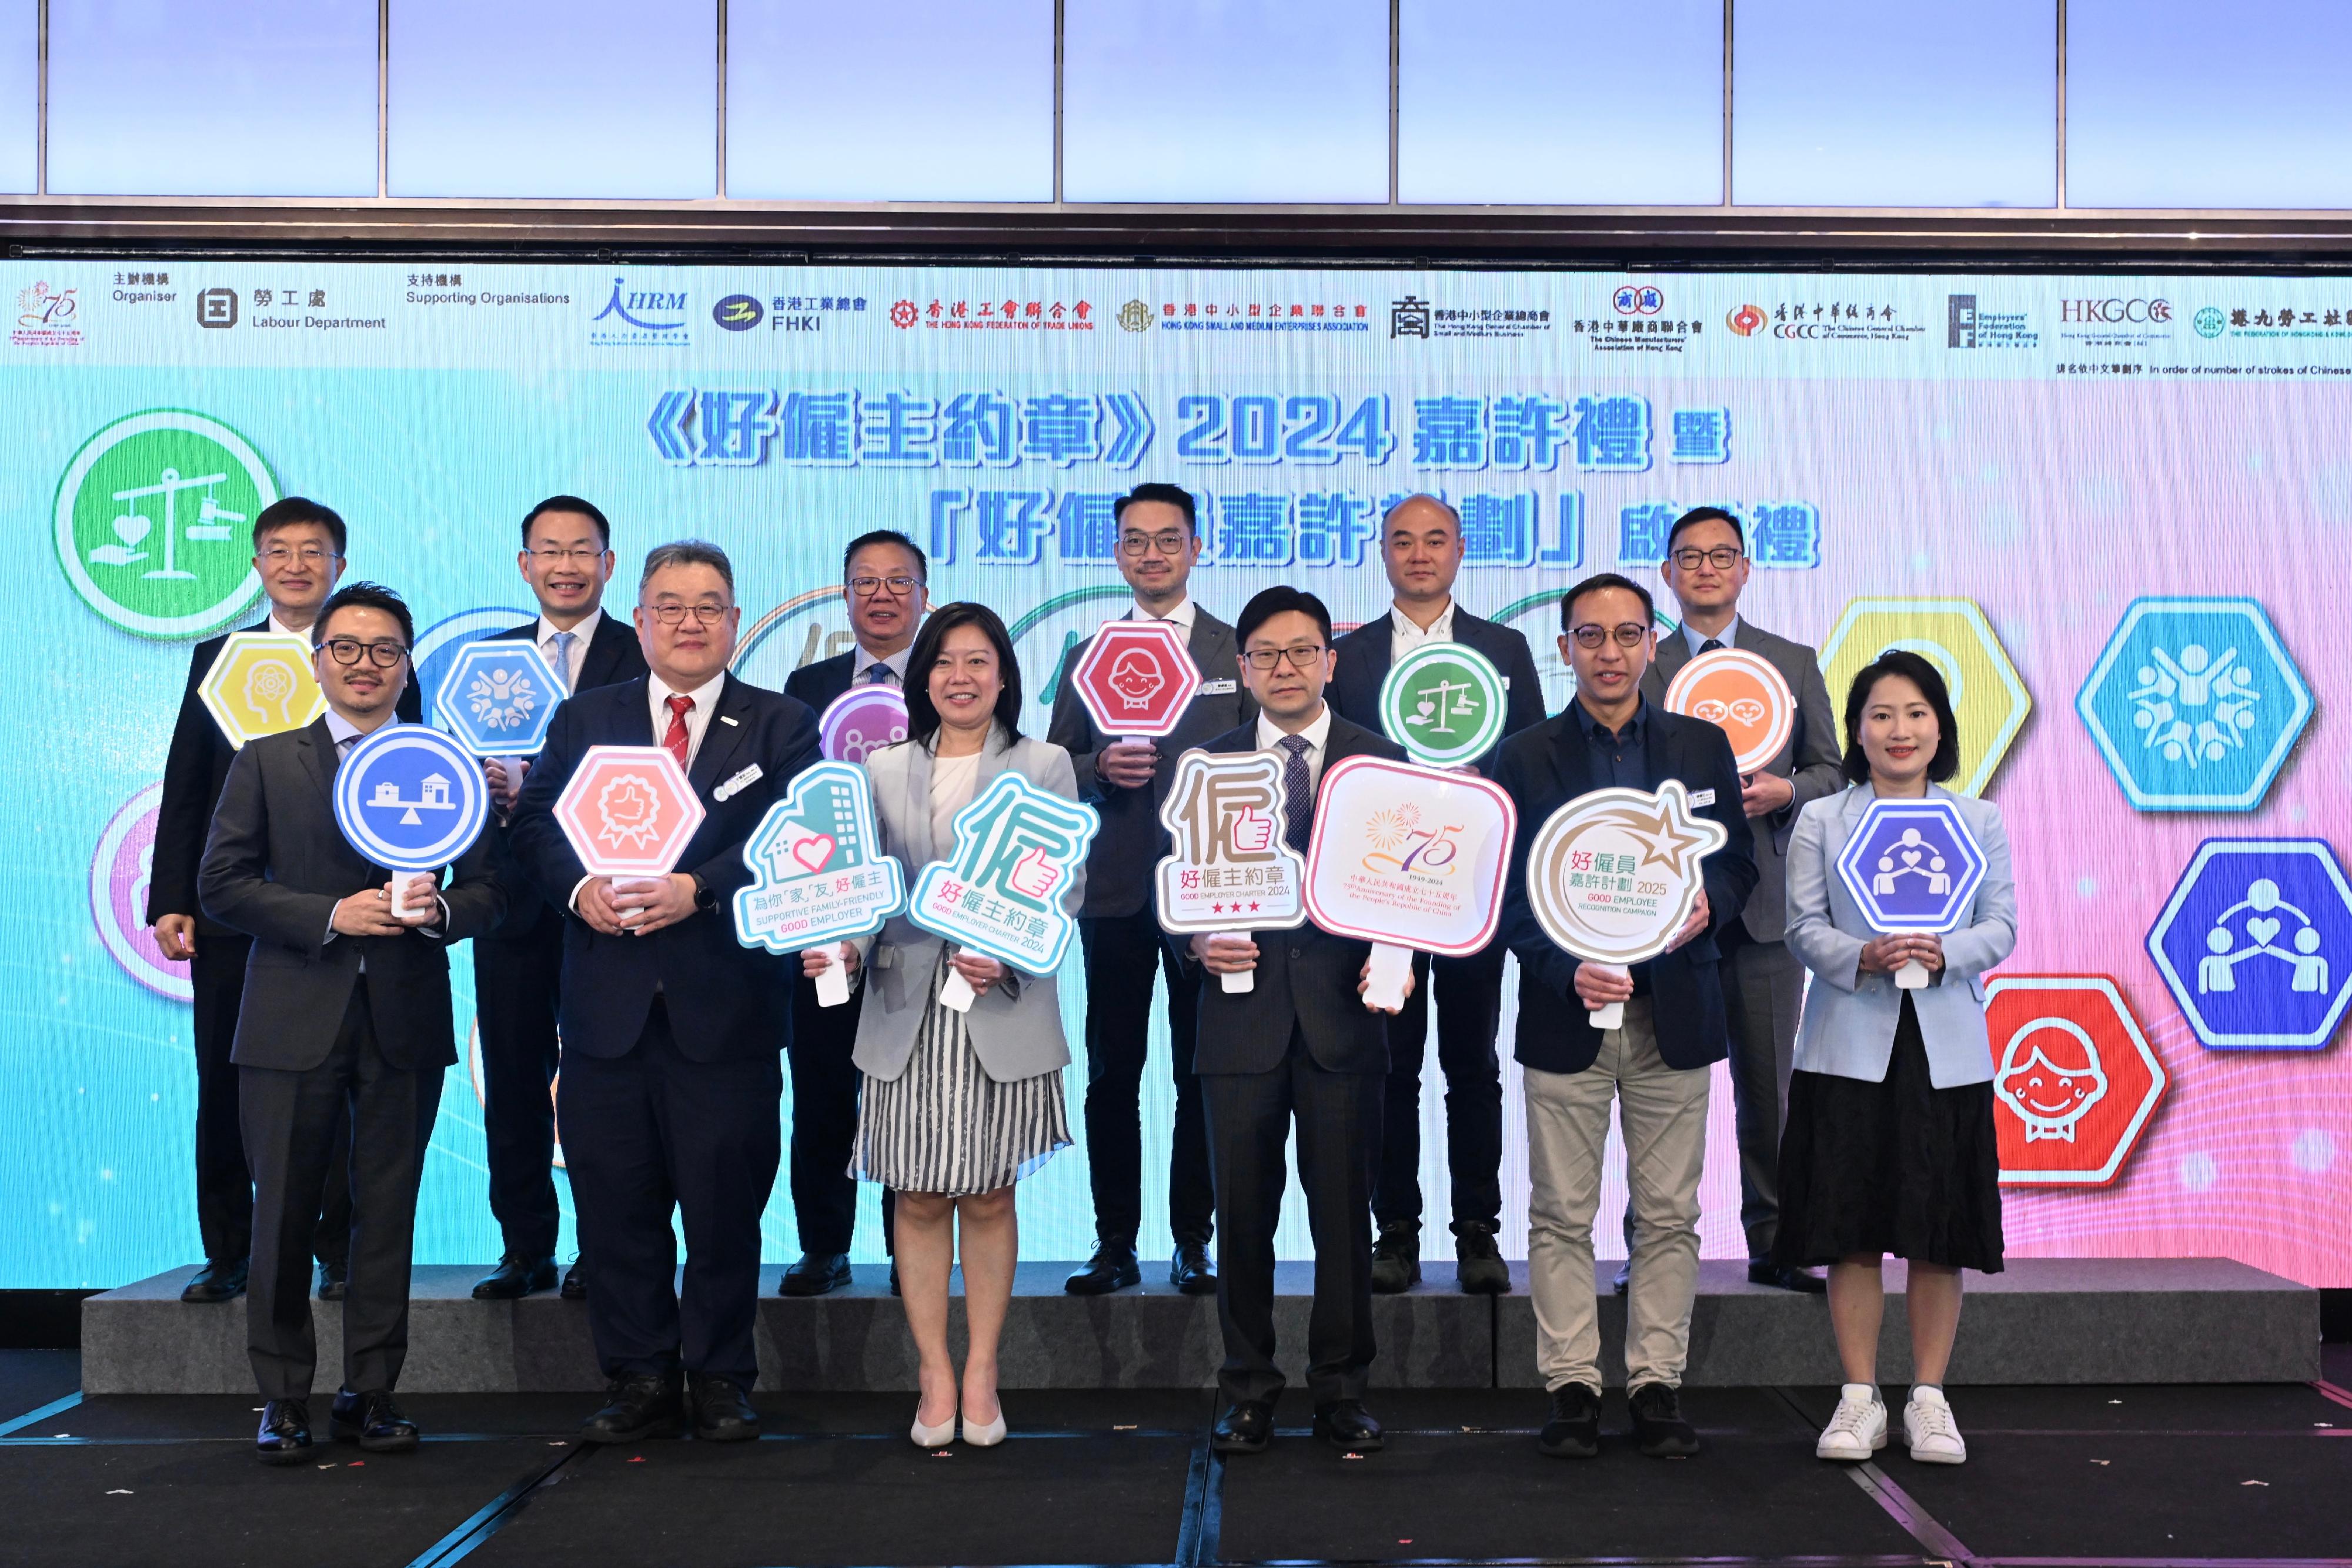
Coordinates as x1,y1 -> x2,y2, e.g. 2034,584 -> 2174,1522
735,761 -> 906,1005
433,640 -> 566,758
332,723 -> 491,920
907,771 -> 1100,1012
1662,647 -> 1796,776
1071,620 -> 1201,744
552,745 -> 707,927
200,631 -> 328,749
1155,750 -> 1309,994
818,684 -> 910,765
1835,796 -> 1987,989
1379,642 -> 1509,769
1525,781 -> 1728,1030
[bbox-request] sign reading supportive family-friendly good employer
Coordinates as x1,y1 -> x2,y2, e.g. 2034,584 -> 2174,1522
1379,643 -> 1509,769
907,771 -> 1098,1012
1833,796 -> 1989,989
818,685 -> 910,765
1070,620 -> 1204,743
1156,750 -> 1309,994
734,761 -> 906,1005
1303,754 -> 1516,1011
552,745 -> 707,924
331,723 -> 490,919
1663,648 -> 1796,776
199,631 -> 328,749
1525,780 -> 1728,1031
432,640 -> 565,757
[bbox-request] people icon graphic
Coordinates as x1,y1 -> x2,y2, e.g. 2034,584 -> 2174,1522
1871,827 -> 1952,898
2129,641 -> 2260,771
2196,877 -> 2330,995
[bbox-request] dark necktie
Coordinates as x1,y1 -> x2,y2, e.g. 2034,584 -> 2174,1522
1700,637 -> 1723,654
863,661 -> 897,687
1279,735 -> 1313,854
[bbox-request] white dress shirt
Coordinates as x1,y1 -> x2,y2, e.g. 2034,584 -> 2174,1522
1129,594 -> 1197,633
1388,598 -> 1458,663
266,609 -> 310,640
647,671 -> 726,769
534,607 -> 603,690
1681,613 -> 1742,660
1254,702 -> 1335,792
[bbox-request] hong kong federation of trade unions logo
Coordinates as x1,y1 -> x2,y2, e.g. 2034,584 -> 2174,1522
55,409 -> 277,639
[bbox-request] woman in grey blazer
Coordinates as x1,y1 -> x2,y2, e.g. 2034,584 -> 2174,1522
801,603 -> 1080,1451
1775,651 -> 2016,1469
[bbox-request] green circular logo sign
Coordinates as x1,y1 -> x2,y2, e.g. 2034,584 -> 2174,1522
1379,642 -> 1508,767
54,409 -> 276,638
2194,306 -> 2226,339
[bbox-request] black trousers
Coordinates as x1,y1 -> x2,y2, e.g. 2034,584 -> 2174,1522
786,977 -> 894,1257
239,980 -> 437,1399
560,999 -> 781,1387
1372,944 -> 1506,1235
472,922 -> 563,1259
1719,926 -> 1803,1259
193,936 -> 349,1269
1080,908 -> 1213,1249
1200,1028 -> 1382,1409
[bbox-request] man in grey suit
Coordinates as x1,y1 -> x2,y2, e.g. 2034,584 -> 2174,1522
201,583 -> 504,1463
1639,507 -> 1843,1292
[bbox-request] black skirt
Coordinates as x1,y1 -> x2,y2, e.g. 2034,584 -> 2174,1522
1772,993 -> 2005,1273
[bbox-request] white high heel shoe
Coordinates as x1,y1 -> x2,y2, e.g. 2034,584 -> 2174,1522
910,1399 -> 957,1448
960,1399 -> 1006,1447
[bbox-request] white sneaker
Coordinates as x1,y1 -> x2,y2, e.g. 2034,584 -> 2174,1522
1903,1386 -> 1967,1464
1816,1383 -> 1887,1461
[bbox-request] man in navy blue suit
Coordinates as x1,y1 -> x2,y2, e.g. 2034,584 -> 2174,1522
469,496 -> 648,1303
1328,496 -> 1546,1297
510,540 -> 821,1444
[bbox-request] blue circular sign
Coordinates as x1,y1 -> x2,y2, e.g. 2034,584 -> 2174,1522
333,724 -> 490,872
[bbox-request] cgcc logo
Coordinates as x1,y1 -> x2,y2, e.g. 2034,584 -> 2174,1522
2062,298 -> 2171,324
1726,304 -> 1766,336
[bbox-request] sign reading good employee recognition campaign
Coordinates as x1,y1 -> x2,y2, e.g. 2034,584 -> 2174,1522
1156,750 -> 1308,994
552,745 -> 707,924
1663,648 -> 1796,775
1526,781 -> 1728,1031
199,631 -> 328,749
1379,643 -> 1509,768
1070,620 -> 1202,741
1833,796 -> 1987,990
908,771 -> 1100,1011
1303,754 -> 1516,1010
818,684 -> 909,765
332,723 -> 490,918
736,761 -> 906,1004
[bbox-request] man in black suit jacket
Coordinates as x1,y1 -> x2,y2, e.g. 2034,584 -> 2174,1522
151,498 -> 414,1306
1492,573 -> 1756,1462
774,527 -> 927,1296
468,496 -> 650,1303
1182,587 -> 1408,1459
1047,484 -> 1253,1297
1328,495 -> 1547,1298
199,583 -> 503,1464
509,540 -> 820,1445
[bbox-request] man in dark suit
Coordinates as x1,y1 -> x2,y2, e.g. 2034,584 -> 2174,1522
1639,506 -> 1843,1293
469,496 -> 650,1302
1184,586 -> 1409,1457
151,497 -> 415,1306
1048,483 -> 1253,1296
774,527 -> 927,1296
510,540 -> 821,1445
1493,572 -> 1755,1462
1328,494 -> 1546,1298
199,582 -> 503,1464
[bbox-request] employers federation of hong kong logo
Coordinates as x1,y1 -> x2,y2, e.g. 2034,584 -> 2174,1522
1118,300 -> 1152,333
55,409 -> 276,639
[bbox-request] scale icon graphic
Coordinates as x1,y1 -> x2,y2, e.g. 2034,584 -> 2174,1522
87,466 -> 246,580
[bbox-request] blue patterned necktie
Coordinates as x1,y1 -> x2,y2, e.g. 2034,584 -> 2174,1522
864,661 -> 897,687
549,629 -> 577,694
1279,734 -> 1314,854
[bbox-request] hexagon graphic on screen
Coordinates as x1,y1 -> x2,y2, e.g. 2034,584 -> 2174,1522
54,409 -> 276,638
1820,598 -> 2029,797
2076,597 -> 2310,813
2146,838 -> 2352,1052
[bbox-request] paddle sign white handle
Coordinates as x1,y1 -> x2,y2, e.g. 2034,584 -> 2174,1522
806,947 -> 855,1008
1212,930 -> 1255,993
1364,942 -> 1414,1012
1585,962 -> 1631,1032
389,873 -> 436,922
1896,958 -> 1929,991
938,962 -> 978,1013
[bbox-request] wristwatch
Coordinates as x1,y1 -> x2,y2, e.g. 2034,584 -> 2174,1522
690,873 -> 717,912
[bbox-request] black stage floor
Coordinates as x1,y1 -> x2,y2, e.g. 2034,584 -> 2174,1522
3,1349 -> 2348,1568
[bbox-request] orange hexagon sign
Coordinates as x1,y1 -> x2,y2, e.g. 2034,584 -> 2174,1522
199,630 -> 328,748
552,744 -> 706,879
1984,974 -> 2168,1188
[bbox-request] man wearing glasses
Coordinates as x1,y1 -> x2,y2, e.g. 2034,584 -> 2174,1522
778,529 -> 930,1296
1638,507 -> 1843,1294
199,583 -> 505,1463
1048,483 -> 1252,1297
469,497 -> 649,1303
151,499 -> 409,1309
1491,573 -> 1753,1461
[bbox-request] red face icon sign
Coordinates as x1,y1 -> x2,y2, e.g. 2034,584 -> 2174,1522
552,745 -> 707,878
1983,974 -> 2169,1188
1071,620 -> 1201,738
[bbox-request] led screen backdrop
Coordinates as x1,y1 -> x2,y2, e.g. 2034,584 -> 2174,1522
6,262 -> 2347,1289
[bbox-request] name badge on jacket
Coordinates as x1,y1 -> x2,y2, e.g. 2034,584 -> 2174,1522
714,763 -> 764,803
1688,788 -> 1716,808
1198,678 -> 1237,696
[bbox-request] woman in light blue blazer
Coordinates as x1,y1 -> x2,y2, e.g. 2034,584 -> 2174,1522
801,603 -> 1079,1451
1776,650 -> 2016,1468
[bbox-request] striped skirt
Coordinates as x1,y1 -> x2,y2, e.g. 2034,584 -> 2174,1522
850,955 -> 1071,1196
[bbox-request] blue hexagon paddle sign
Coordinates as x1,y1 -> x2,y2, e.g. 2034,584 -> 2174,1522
2076,597 -> 2310,812
433,639 -> 565,757
2146,838 -> 2352,1051
1834,797 -> 1989,934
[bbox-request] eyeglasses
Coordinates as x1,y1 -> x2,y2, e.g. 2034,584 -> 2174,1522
258,545 -> 340,567
1667,546 -> 1744,571
847,574 -> 923,598
642,603 -> 730,627
321,638 -> 409,668
524,547 -> 606,564
1117,531 -> 1191,558
1241,645 -> 1327,670
1569,623 -> 1651,650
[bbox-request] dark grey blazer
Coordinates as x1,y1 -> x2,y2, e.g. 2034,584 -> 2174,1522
1641,619 -> 1843,943
198,716 -> 504,1072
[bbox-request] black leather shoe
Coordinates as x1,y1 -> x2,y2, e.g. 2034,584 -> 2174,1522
1629,1382 -> 1700,1457
472,1254 -> 558,1300
256,1399 -> 312,1465
1313,1400 -> 1384,1453
780,1252 -> 852,1296
689,1373 -> 760,1442
181,1259 -> 248,1304
1537,1383 -> 1601,1459
560,1260 -> 586,1300
316,1259 -> 348,1302
1170,1242 -> 1217,1295
1369,1222 -> 1419,1294
1211,1400 -> 1272,1454
1454,1223 -> 1510,1295
1748,1261 -> 1828,1293
582,1372 -> 685,1442
1064,1242 -> 1141,1295
330,1388 -> 420,1453
1611,1261 -> 1631,1295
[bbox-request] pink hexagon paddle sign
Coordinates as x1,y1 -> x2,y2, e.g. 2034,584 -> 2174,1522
552,745 -> 706,878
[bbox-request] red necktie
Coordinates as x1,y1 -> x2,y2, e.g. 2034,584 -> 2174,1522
663,694 -> 694,767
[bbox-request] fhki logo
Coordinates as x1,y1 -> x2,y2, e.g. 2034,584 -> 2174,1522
590,276 -> 690,346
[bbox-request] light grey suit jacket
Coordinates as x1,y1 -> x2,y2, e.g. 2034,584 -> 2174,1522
1643,618 -> 1844,943
851,727 -> 1084,1085
1785,784 -> 2018,1088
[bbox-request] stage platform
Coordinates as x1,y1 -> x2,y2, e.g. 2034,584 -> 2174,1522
85,1256 -> 2318,1395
